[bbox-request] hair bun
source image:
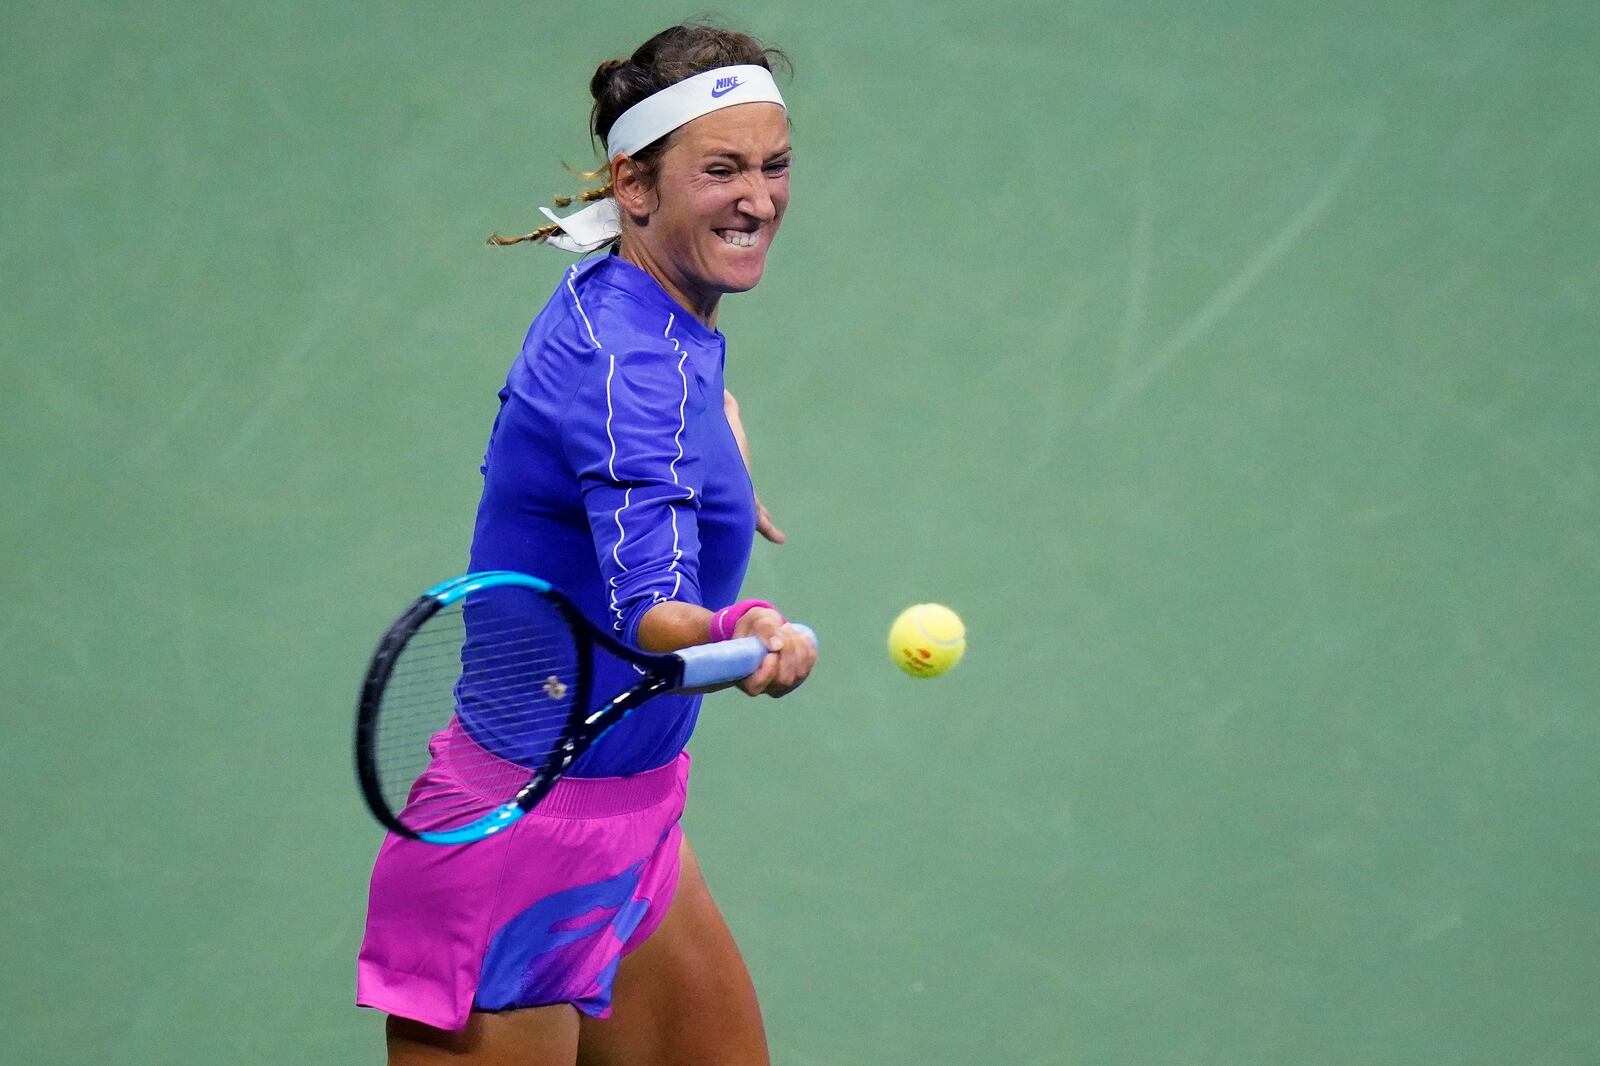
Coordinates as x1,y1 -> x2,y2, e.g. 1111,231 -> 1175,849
589,57 -> 630,99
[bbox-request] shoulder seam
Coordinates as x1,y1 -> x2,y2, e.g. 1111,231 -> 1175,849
565,264 -> 604,351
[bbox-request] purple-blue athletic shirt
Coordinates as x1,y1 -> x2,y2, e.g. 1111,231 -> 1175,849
466,253 -> 756,778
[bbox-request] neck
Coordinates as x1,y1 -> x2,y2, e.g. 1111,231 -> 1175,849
618,238 -> 720,329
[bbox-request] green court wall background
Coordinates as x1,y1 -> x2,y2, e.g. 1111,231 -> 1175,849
2,2 -> 1596,1062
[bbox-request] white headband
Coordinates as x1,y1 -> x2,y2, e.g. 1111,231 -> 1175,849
541,64 -> 787,253
605,64 -> 785,159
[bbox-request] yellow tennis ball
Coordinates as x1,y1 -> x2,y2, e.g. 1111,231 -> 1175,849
888,604 -> 966,678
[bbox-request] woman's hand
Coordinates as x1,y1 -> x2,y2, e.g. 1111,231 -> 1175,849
637,601 -> 815,697
725,389 -> 786,545
733,606 -> 816,698
753,498 -> 785,545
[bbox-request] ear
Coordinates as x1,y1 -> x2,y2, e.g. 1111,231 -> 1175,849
611,156 -> 656,222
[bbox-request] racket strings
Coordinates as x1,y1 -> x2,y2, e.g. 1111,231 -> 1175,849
376,652 -> 576,709
394,627 -> 578,669
378,660 -> 579,729
396,615 -> 573,654
372,597 -> 584,832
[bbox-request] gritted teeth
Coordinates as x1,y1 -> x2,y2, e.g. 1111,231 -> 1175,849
716,228 -> 760,248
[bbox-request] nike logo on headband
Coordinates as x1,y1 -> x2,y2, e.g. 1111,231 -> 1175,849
710,76 -> 743,98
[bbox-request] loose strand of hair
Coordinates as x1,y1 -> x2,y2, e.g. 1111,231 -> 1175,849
551,180 -> 614,209
486,176 -> 611,246
485,222 -> 563,247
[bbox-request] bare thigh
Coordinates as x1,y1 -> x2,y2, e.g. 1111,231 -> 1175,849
386,1005 -> 579,1066
576,837 -> 769,1066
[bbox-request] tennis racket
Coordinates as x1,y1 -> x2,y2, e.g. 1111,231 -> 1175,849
354,571 -> 814,845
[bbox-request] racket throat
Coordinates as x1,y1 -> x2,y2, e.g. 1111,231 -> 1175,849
504,677 -> 674,820
584,676 -> 674,728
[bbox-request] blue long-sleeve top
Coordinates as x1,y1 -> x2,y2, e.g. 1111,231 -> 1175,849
466,253 -> 757,777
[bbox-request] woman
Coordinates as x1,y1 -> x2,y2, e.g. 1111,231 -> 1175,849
357,22 -> 814,1065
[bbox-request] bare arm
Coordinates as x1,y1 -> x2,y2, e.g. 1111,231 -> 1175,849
635,600 -> 715,653
724,389 -> 786,545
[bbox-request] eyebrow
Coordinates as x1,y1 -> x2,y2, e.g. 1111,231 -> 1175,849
701,145 -> 793,162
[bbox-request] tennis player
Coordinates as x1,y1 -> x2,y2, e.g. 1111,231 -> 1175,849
356,22 -> 813,1065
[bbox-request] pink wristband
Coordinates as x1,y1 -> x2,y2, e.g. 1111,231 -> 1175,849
709,599 -> 781,642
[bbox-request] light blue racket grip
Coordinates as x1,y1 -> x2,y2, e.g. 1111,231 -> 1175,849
676,624 -> 816,689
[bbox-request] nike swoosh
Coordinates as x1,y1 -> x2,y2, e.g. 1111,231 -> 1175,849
710,80 -> 742,98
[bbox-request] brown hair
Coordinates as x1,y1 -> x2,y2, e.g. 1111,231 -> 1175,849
488,21 -> 790,248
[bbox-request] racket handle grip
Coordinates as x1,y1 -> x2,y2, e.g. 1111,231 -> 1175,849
676,623 -> 817,689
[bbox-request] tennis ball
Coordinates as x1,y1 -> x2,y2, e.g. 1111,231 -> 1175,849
888,604 -> 965,678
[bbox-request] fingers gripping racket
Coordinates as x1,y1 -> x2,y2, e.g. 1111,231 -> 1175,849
354,571 -> 814,845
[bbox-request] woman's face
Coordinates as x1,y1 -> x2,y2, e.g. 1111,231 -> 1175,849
619,102 -> 791,321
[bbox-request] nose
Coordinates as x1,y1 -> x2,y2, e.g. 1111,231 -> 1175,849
738,172 -> 777,223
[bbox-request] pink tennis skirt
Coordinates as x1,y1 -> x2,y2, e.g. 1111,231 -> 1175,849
357,723 -> 689,1031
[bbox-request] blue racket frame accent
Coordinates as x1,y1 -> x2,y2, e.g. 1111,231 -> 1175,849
418,793 -> 536,845
426,571 -> 552,604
